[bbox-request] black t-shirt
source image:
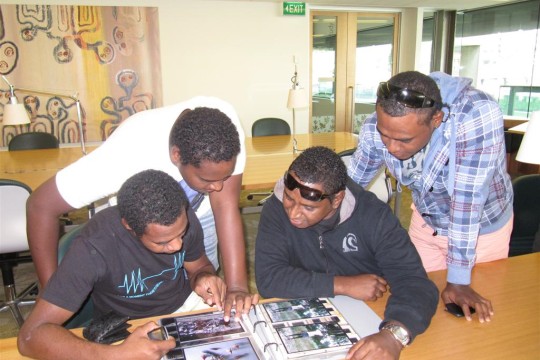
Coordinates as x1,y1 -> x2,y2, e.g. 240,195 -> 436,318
43,206 -> 204,319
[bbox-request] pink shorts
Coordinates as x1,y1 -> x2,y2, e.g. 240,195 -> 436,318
408,204 -> 513,272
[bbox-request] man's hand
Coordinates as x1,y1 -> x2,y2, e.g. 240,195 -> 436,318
192,272 -> 227,311
441,283 -> 493,322
223,288 -> 260,322
335,274 -> 388,301
346,331 -> 402,360
118,322 -> 176,360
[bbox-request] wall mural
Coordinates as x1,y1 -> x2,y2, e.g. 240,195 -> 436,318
0,4 -> 162,147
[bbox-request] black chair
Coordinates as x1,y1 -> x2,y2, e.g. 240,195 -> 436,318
509,174 -> 540,257
0,179 -> 37,327
9,132 -> 73,225
8,132 -> 59,151
251,118 -> 291,137
57,225 -> 94,329
247,118 -> 291,206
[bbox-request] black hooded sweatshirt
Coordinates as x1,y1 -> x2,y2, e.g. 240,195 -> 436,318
255,177 -> 439,342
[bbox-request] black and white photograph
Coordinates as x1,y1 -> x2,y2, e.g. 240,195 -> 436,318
276,321 -> 355,354
183,338 -> 260,360
263,298 -> 332,323
174,312 -> 245,342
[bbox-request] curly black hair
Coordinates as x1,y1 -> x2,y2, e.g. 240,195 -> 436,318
289,146 -> 347,195
377,71 -> 442,125
117,170 -> 188,237
169,107 -> 240,167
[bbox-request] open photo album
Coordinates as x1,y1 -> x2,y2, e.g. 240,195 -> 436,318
158,298 -> 362,360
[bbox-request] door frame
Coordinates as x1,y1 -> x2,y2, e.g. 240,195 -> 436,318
311,11 -> 400,132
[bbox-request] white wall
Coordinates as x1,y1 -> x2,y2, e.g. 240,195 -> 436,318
4,0 -> 311,136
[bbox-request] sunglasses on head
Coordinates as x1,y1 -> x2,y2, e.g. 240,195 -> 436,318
377,82 -> 439,109
283,172 -> 330,202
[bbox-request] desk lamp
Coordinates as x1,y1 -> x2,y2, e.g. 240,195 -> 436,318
287,64 -> 308,154
1,76 -> 30,126
516,111 -> 540,166
1,75 -> 87,155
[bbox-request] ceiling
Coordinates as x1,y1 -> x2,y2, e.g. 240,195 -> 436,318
230,0 -> 523,12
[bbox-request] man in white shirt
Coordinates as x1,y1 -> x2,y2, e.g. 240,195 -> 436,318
27,97 -> 257,318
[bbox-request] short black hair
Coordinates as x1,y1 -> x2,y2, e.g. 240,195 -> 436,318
377,71 -> 442,125
169,107 -> 240,167
289,146 -> 347,195
118,170 -> 188,237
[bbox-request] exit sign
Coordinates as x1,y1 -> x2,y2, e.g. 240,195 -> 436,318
283,2 -> 306,16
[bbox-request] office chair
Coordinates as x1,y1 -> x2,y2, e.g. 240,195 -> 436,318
9,132 -> 73,226
0,179 -> 38,327
247,118 -> 291,206
509,174 -> 540,257
338,149 -> 400,216
57,225 -> 94,329
251,117 -> 291,137
8,132 -> 59,151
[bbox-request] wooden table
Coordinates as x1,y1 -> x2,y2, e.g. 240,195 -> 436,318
503,118 -> 539,175
1,253 -> 537,359
504,116 -> 529,132
0,146 -> 96,191
243,132 -> 358,190
0,132 -> 358,191
395,253 -> 540,359
507,122 -> 528,135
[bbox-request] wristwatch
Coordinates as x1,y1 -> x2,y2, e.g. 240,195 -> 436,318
380,322 -> 411,347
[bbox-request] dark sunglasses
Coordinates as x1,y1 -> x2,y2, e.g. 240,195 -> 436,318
283,172 -> 330,202
377,81 -> 439,109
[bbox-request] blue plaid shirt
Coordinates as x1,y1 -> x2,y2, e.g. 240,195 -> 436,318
349,73 -> 513,285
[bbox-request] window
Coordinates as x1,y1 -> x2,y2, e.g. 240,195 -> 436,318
453,0 -> 540,118
419,12 -> 434,74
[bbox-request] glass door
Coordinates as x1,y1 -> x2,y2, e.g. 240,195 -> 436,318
311,12 -> 399,133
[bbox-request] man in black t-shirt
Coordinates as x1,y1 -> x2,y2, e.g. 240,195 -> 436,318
19,170 -> 226,360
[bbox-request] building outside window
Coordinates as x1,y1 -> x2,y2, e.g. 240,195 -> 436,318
453,0 -> 540,118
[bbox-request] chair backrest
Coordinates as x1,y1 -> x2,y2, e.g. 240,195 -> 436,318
510,174 -> 540,256
8,132 -> 59,151
58,224 -> 94,329
337,149 -> 392,204
252,118 -> 291,137
58,225 -> 85,263
0,179 -> 32,254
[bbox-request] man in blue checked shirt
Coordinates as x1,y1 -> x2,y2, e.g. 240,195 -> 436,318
349,71 -> 513,323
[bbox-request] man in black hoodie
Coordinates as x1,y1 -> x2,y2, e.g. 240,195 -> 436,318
255,146 -> 438,360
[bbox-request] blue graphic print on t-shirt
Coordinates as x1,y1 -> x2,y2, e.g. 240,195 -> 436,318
119,251 -> 185,299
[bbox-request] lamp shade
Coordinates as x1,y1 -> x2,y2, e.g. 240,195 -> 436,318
516,111 -> 540,165
287,88 -> 309,109
3,102 -> 31,126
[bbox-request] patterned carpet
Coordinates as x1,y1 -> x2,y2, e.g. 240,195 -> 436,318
0,187 -> 412,339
